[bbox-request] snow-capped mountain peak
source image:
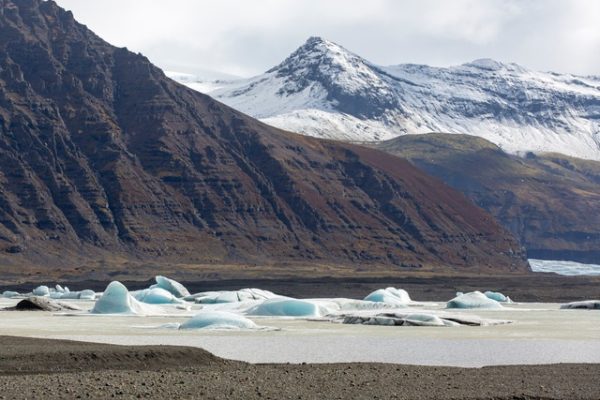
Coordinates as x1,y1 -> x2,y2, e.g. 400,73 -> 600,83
169,38 -> 600,159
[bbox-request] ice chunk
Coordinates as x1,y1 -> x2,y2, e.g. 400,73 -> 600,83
32,285 -> 50,296
133,288 -> 183,304
150,276 -> 190,298
560,300 -> 600,310
187,288 -> 279,304
343,313 -> 450,327
339,311 -> 510,327
179,311 -> 257,330
91,281 -> 148,315
2,290 -> 19,298
77,289 -> 96,300
484,290 -> 512,303
247,298 -> 327,317
364,287 -> 411,306
446,291 -> 502,309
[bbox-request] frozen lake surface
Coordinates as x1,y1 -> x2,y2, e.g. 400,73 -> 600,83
529,259 -> 600,276
1,298 -> 599,367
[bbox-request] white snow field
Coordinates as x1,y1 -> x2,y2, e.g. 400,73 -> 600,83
1,278 -> 600,367
529,259 -> 600,276
168,37 -> 600,161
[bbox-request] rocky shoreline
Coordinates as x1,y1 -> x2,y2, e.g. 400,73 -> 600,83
0,336 -> 598,399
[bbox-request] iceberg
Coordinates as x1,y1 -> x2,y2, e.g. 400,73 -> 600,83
150,276 -> 190,298
484,291 -> 512,303
187,288 -> 279,304
247,298 -> 327,317
364,287 -> 411,306
446,291 -> 502,309
91,281 -> 149,315
560,300 -> 600,310
133,288 -> 183,304
32,285 -> 50,296
179,311 -> 257,330
2,290 -> 19,298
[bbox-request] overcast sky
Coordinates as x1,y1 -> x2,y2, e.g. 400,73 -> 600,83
54,0 -> 600,78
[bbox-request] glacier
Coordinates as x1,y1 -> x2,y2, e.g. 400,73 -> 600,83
447,291 -> 503,309
529,259 -> 600,276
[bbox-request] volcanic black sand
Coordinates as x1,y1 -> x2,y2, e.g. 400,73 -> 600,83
0,336 -> 599,399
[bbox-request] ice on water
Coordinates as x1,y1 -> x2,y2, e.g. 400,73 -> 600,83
447,291 -> 502,309
363,287 -> 411,306
178,311 -> 258,330
151,276 -> 190,298
32,285 -> 50,296
483,291 -> 512,303
248,298 -> 330,317
561,300 -> 600,310
91,281 -> 152,315
133,288 -> 184,304
185,288 -> 279,304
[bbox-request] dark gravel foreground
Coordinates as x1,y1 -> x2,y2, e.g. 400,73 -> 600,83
1,337 -> 599,399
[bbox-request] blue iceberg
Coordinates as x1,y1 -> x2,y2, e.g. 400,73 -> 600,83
446,291 -> 502,309
134,288 -> 183,304
179,311 -> 257,330
91,281 -> 149,315
364,287 -> 411,306
150,276 -> 190,298
484,291 -> 512,303
247,298 -> 326,317
32,285 -> 50,296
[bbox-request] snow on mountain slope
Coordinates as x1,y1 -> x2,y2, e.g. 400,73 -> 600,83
168,37 -> 600,160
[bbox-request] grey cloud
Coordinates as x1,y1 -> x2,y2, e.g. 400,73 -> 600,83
55,0 -> 600,77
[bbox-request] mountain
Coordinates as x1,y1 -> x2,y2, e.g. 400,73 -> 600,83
377,133 -> 600,264
0,0 -> 527,278
173,37 -> 600,161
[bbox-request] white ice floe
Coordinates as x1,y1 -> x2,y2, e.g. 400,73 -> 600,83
185,288 -> 279,304
560,300 -> 600,310
150,276 -> 190,298
2,290 -> 19,298
447,291 -> 502,309
484,291 -> 512,303
363,287 -> 411,306
32,285 -> 50,296
178,311 -> 258,330
91,282 -> 152,315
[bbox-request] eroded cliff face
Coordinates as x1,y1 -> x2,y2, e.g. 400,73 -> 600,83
0,0 -> 527,276
378,133 -> 600,264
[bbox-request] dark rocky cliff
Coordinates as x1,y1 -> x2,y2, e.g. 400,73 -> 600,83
0,0 -> 527,276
